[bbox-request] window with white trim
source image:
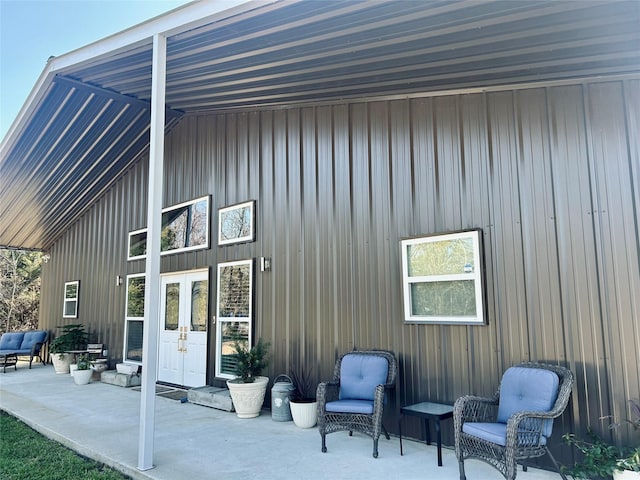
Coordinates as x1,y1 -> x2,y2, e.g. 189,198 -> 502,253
400,229 -> 485,324
128,229 -> 147,260
63,281 -> 80,318
215,259 -> 253,379
161,196 -> 209,254
124,274 -> 145,363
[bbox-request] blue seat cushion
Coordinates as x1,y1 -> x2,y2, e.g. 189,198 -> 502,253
20,331 -> 47,351
497,367 -> 559,438
462,422 -> 549,447
326,399 -> 374,415
0,332 -> 24,351
339,354 -> 388,401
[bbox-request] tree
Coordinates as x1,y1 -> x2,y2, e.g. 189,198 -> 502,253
0,249 -> 42,334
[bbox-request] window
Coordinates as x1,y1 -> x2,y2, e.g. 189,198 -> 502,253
128,229 -> 147,260
400,229 -> 486,324
63,281 -> 80,318
218,200 -> 255,245
161,196 -> 209,254
124,274 -> 145,363
215,259 -> 253,378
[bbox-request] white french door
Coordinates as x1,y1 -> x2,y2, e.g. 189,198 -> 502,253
158,269 -> 209,387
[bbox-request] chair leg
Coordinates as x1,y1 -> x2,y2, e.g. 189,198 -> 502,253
382,423 -> 390,440
321,433 -> 327,453
373,438 -> 379,458
459,459 -> 466,480
546,446 -> 569,480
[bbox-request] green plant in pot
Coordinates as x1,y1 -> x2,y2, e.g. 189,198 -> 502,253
226,336 -> 271,418
229,336 -> 270,384
73,353 -> 93,385
563,399 -> 640,479
49,324 -> 88,374
289,364 -> 318,428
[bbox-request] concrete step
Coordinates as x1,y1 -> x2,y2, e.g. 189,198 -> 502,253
188,386 -> 234,412
100,370 -> 141,388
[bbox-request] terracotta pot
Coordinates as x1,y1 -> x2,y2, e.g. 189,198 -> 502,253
226,376 -> 269,418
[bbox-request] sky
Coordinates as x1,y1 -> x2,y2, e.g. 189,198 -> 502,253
0,0 -> 192,142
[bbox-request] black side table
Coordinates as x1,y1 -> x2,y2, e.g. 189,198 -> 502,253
0,353 -> 18,373
399,401 -> 454,466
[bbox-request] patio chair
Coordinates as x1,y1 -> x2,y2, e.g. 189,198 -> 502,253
317,349 -> 397,458
454,362 -> 574,480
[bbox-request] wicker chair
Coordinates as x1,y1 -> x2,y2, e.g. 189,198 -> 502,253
317,350 -> 397,458
454,362 -> 574,480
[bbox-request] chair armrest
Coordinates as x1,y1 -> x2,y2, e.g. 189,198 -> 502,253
30,342 -> 45,355
454,394 -> 499,427
505,409 -> 556,448
317,381 -> 340,411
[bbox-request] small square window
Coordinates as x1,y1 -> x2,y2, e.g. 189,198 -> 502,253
128,229 -> 147,260
400,229 -> 486,325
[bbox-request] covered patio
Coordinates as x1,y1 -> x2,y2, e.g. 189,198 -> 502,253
0,364 -> 562,480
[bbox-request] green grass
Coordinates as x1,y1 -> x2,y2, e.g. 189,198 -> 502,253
0,411 -> 131,480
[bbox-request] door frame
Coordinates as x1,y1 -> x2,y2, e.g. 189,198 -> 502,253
158,268 -> 210,387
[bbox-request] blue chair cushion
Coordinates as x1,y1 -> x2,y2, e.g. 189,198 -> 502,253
326,399 -> 374,415
497,366 -> 559,437
20,331 -> 47,351
462,422 -> 548,447
0,332 -> 24,350
339,354 -> 388,401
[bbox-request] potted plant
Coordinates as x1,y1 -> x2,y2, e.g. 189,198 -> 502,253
226,336 -> 270,418
72,354 -> 93,385
49,324 -> 88,374
563,399 -> 640,479
289,364 -> 318,428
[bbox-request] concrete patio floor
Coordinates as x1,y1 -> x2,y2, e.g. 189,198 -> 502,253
0,363 -> 562,480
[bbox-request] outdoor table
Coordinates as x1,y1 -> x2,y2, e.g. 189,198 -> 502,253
66,349 -> 88,363
398,401 -> 454,467
0,353 -> 18,373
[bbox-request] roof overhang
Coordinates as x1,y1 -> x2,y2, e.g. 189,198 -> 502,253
1,0 -> 639,250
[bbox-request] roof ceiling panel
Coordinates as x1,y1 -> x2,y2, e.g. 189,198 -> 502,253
1,0 -> 639,250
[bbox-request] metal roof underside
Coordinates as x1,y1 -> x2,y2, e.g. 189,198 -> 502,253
1,0 -> 639,251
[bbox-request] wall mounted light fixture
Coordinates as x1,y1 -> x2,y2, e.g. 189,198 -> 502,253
260,257 -> 271,272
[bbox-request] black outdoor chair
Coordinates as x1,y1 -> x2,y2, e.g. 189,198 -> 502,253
454,362 -> 574,480
316,349 -> 397,458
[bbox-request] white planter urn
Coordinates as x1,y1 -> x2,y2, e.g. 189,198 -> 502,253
226,376 -> 269,418
51,353 -> 71,374
614,471 -> 640,480
73,369 -> 93,385
290,400 -> 318,428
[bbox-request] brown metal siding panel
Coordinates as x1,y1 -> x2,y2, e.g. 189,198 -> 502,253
487,91 -> 530,369
588,81 -> 640,444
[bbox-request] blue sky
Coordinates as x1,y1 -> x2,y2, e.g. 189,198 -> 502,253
0,0 -> 191,142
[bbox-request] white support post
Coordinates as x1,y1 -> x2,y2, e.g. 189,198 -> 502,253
138,33 -> 166,471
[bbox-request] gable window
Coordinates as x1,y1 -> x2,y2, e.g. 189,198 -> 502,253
400,229 -> 486,325
161,196 -> 210,254
124,274 -> 145,363
63,281 -> 80,318
128,228 -> 147,260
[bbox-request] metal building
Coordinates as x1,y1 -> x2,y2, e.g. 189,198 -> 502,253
1,0 -> 639,469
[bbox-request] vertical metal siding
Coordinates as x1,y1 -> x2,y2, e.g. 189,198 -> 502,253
39,79 -> 640,463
